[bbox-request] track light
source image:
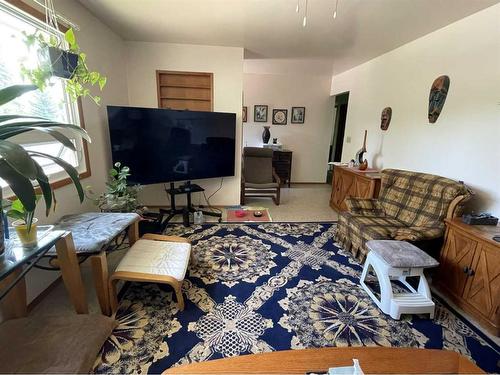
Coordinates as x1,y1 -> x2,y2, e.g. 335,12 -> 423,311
302,0 -> 308,27
333,0 -> 339,19
296,0 -> 299,13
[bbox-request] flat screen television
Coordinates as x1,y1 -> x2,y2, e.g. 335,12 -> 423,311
107,106 -> 236,185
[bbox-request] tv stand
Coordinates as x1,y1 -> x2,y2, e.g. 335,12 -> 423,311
159,181 -> 222,229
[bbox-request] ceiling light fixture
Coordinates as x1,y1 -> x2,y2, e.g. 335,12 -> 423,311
296,0 -> 300,13
302,0 -> 308,27
333,0 -> 339,19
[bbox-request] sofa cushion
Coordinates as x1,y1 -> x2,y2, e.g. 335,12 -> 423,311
0,314 -> 116,374
335,212 -> 407,260
378,169 -> 468,228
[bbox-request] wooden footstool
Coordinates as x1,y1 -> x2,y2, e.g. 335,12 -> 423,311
109,234 -> 191,311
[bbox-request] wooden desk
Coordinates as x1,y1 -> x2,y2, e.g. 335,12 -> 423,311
272,150 -> 292,187
164,347 -> 483,374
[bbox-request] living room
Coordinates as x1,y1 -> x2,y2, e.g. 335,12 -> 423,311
0,0 -> 499,373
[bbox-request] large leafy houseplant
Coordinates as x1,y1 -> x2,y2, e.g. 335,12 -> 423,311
21,28 -> 106,105
0,84 -> 90,252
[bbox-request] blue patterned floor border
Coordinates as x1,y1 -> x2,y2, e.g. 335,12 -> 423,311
93,222 -> 500,373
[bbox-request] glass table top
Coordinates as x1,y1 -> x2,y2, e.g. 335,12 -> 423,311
0,226 -> 67,282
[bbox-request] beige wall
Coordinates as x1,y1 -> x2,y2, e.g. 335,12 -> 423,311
331,4 -> 500,216
243,61 -> 334,183
125,42 -> 244,206
18,0 -> 129,302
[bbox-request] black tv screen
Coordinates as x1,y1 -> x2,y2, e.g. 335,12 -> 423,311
107,106 -> 236,185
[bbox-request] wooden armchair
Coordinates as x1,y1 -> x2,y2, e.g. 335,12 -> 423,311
241,147 -> 281,205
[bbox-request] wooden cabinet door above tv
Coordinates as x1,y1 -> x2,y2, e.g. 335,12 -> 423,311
156,70 -> 213,111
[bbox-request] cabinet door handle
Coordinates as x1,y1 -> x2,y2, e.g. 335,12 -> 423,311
463,266 -> 469,274
468,268 -> 475,276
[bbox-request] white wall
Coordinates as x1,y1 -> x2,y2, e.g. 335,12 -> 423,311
331,4 -> 500,216
125,42 -> 244,206
18,0 -> 129,303
243,60 -> 334,182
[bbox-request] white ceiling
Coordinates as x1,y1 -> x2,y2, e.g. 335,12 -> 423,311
78,0 -> 499,75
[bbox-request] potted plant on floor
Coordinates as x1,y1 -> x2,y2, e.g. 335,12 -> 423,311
87,162 -> 144,213
21,28 -> 106,105
0,84 -> 91,252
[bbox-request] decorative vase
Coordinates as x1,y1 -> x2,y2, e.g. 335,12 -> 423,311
12,218 -> 38,247
262,126 -> 271,144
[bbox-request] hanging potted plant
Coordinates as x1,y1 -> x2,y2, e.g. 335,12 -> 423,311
21,28 -> 106,105
0,84 -> 91,252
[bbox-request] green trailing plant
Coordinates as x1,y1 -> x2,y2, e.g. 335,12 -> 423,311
3,195 -> 41,225
0,84 -> 91,230
21,28 -> 106,105
87,162 -> 142,213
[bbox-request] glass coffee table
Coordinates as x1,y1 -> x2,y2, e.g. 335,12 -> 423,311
0,227 -> 88,319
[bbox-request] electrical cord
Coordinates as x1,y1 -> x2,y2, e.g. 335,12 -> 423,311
202,178 -> 224,214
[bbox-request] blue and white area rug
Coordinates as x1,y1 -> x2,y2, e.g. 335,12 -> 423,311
93,223 -> 499,373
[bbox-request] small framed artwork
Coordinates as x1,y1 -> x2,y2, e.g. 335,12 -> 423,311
291,107 -> 305,124
243,106 -> 247,122
272,109 -> 288,125
254,105 -> 268,122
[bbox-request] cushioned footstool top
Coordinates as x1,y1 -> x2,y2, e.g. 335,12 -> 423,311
366,240 -> 439,268
51,212 -> 140,254
116,239 -> 191,280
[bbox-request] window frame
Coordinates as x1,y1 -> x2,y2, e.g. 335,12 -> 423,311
3,0 -> 92,193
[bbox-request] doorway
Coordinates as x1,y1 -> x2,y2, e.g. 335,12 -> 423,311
326,92 -> 349,183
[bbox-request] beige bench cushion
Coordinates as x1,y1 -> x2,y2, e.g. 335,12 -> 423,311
0,314 -> 115,374
116,239 -> 191,281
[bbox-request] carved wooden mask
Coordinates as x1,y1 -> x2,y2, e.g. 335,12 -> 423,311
380,107 -> 392,130
428,75 -> 450,123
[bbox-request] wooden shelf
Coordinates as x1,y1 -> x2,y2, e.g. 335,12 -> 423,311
157,70 -> 213,111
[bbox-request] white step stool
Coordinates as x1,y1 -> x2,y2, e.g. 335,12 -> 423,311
360,240 -> 439,320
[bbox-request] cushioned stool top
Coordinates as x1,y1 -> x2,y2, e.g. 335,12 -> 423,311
51,212 -> 140,254
366,240 -> 439,268
116,239 -> 191,280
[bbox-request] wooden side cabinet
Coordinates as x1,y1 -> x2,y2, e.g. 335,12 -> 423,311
329,166 -> 381,211
435,218 -> 500,336
272,150 -> 292,188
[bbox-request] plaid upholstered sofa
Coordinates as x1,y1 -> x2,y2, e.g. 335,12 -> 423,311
335,169 -> 471,261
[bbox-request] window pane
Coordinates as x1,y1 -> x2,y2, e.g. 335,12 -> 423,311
0,4 -> 85,187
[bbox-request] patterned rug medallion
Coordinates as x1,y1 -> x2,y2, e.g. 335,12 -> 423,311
93,223 -> 499,374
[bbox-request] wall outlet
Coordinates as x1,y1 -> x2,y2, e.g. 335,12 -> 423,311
346,136 -> 351,143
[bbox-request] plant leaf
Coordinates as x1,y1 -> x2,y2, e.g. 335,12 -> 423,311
28,151 -> 84,203
0,85 -> 38,106
0,121 -> 91,143
0,160 -> 36,212
0,140 -> 38,179
33,160 -> 53,216
64,28 -> 76,48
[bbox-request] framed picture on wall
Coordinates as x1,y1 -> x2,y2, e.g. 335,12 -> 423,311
291,107 -> 305,124
272,109 -> 288,125
243,106 -> 247,122
254,105 -> 268,122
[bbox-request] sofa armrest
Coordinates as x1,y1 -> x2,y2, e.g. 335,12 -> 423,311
390,224 -> 444,241
345,198 -> 384,216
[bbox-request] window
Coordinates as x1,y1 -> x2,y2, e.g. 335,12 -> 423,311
0,1 -> 89,188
